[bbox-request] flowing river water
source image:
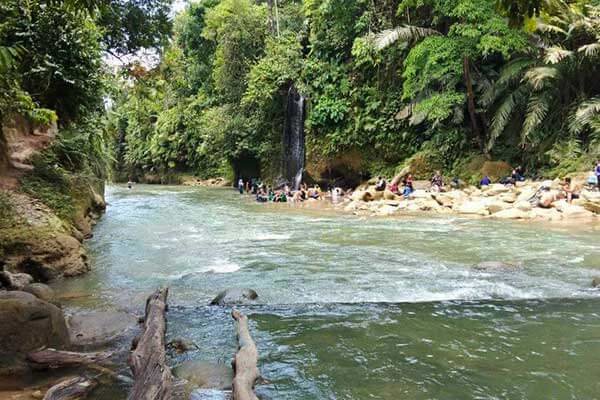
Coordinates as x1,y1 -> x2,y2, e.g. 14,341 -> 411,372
53,185 -> 600,399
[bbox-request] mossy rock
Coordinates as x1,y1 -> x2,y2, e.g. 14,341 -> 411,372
397,148 -> 444,180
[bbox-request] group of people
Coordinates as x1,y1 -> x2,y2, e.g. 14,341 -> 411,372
237,178 -> 323,203
239,160 -> 600,206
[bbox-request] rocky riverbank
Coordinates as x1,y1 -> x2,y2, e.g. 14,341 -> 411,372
336,180 -> 600,223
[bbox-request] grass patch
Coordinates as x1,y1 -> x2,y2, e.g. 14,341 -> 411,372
0,192 -> 17,229
20,155 -> 76,222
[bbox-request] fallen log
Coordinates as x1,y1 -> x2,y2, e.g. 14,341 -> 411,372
231,309 -> 260,400
128,288 -> 173,400
27,349 -> 112,370
43,376 -> 97,400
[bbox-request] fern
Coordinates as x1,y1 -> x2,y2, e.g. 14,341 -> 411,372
373,25 -> 440,50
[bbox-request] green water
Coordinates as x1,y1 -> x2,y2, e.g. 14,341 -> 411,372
55,185 -> 600,399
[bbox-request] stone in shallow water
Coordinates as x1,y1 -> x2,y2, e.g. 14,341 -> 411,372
67,311 -> 137,347
173,360 -> 233,391
210,288 -> 258,306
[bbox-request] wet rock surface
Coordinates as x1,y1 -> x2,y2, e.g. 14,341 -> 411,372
67,311 -> 137,347
210,288 -> 258,306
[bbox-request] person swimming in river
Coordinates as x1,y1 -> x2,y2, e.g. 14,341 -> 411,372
127,179 -> 134,189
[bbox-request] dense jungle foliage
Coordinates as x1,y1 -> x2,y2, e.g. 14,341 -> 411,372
3,0 -> 600,187
0,0 -> 171,207
110,0 -> 600,185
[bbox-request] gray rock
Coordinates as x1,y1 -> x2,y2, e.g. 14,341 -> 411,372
473,261 -> 522,271
0,271 -> 34,291
67,311 -> 137,347
210,288 -> 258,306
22,283 -> 56,303
592,277 -> 600,288
0,291 -> 69,353
173,360 -> 233,391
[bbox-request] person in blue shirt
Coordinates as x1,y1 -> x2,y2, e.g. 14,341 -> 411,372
480,175 -> 491,186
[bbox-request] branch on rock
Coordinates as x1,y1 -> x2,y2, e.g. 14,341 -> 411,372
27,349 -> 112,370
43,376 -> 97,400
231,309 -> 260,400
127,288 -> 174,400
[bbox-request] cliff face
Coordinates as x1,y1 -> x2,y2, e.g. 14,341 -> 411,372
0,115 -> 105,283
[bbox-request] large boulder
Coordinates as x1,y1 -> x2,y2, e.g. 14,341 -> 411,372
0,291 -> 69,353
483,184 -> 510,196
492,208 -> 532,220
67,311 -> 138,347
482,199 -> 509,214
22,283 -> 56,303
553,200 -> 595,219
581,201 -> 600,214
455,201 -> 489,216
514,201 -> 533,212
0,271 -> 33,291
210,288 -> 258,306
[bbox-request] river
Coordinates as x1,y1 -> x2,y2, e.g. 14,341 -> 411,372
54,185 -> 600,399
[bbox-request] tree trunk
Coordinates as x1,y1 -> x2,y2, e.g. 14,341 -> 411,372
463,56 -> 488,156
27,349 -> 112,370
43,377 -> 97,400
231,309 -> 260,400
128,288 -> 173,400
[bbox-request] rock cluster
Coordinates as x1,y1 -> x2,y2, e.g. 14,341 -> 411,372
339,180 -> 600,222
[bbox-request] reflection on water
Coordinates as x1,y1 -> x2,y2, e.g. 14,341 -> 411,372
54,185 -> 600,399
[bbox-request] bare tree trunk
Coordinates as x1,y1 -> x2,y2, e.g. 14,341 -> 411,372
27,349 -> 112,370
231,310 -> 260,400
463,56 -> 488,157
43,377 -> 97,400
128,288 -> 173,400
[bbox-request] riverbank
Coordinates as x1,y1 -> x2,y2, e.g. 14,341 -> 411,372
335,179 -> 600,223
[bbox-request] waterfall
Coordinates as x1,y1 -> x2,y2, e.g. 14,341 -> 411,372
282,85 -> 306,190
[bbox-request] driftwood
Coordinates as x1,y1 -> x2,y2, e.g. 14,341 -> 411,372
128,288 -> 173,400
27,349 -> 112,370
231,309 -> 260,400
43,376 -> 97,400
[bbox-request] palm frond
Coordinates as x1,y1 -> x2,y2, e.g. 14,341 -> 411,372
524,66 -> 558,90
487,86 -> 528,152
373,25 -> 440,50
544,46 -> 573,63
522,95 -> 550,140
535,21 -> 567,36
570,97 -> 600,135
578,42 -> 600,57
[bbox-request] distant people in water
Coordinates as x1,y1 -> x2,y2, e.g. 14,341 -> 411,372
375,176 -> 386,191
238,178 -> 244,194
480,175 -> 491,187
127,179 -> 134,189
430,171 -> 444,192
